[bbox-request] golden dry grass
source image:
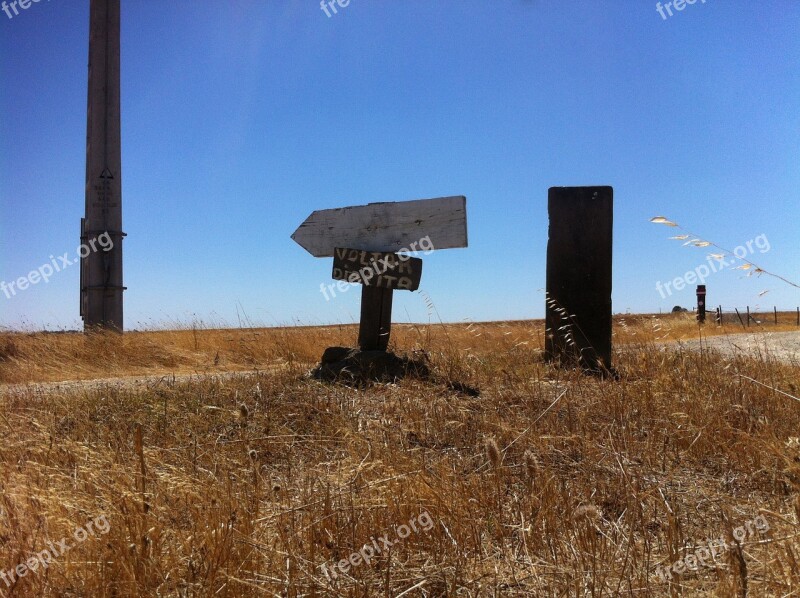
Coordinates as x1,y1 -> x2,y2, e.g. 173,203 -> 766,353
1,314 -> 799,596
1,312 -> 797,386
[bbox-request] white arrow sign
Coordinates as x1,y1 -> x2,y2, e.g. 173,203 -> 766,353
291,195 -> 468,257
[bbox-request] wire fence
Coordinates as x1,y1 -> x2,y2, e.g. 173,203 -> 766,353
709,306 -> 800,328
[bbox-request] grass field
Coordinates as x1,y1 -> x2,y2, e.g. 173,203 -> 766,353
1,313 -> 799,596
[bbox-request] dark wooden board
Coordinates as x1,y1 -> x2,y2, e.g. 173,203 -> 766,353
332,248 -> 422,291
545,186 -> 613,373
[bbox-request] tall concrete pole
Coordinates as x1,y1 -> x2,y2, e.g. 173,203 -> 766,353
81,0 -> 125,331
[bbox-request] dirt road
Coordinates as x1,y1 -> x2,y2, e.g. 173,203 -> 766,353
671,330 -> 800,364
0,369 -> 272,398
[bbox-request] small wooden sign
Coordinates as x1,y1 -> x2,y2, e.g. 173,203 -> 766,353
332,248 -> 422,291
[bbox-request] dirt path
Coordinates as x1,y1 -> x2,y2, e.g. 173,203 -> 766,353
0,368 -> 282,398
670,330 -> 800,364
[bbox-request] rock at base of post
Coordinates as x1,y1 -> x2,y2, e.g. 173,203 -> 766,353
311,346 -> 430,384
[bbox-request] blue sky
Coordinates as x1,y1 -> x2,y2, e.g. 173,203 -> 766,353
1,0 -> 798,330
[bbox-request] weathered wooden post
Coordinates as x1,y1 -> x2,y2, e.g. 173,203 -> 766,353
545,186 -> 613,375
358,287 -> 393,351
696,285 -> 706,323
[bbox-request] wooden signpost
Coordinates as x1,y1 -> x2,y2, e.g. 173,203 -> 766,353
293,196 -> 467,352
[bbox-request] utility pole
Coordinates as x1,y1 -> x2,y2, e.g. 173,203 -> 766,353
81,0 -> 125,331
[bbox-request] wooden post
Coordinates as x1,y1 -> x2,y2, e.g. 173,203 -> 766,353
746,306 -> 750,327
358,286 -> 394,351
774,306 -> 778,325
735,308 -> 746,329
797,307 -> 799,326
716,305 -> 721,325
545,186 -> 613,374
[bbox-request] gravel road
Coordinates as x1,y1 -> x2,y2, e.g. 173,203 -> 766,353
671,330 -> 800,364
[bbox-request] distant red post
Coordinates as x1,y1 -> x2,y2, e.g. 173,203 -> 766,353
696,285 -> 706,323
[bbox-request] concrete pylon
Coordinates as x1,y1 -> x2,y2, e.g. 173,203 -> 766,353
81,0 -> 125,331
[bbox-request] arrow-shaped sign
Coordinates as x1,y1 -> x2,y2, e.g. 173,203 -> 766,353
291,195 -> 468,257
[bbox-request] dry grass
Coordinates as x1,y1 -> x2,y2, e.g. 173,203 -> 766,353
1,312 -> 797,385
1,314 -> 799,596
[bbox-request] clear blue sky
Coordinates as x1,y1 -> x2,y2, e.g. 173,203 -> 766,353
1,0 -> 798,330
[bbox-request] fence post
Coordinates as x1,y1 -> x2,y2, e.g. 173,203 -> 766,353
735,308 -> 746,329
774,306 -> 778,325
